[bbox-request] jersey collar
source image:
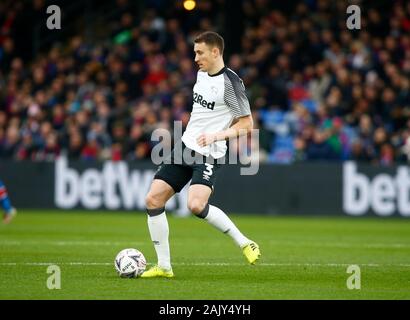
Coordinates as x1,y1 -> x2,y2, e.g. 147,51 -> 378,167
208,66 -> 226,77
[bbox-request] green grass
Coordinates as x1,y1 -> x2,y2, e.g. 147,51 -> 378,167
0,210 -> 409,299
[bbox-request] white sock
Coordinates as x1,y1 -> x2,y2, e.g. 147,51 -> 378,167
147,212 -> 171,270
205,205 -> 250,248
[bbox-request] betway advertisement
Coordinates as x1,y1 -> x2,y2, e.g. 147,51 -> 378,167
1,158 -> 409,217
343,162 -> 410,217
54,157 -> 189,216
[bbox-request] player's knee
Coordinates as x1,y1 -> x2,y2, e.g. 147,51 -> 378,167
145,192 -> 164,209
188,199 -> 207,215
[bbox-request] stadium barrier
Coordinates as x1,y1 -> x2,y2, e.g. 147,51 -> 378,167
1,157 -> 409,217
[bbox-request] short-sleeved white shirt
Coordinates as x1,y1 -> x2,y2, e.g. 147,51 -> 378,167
181,67 -> 251,159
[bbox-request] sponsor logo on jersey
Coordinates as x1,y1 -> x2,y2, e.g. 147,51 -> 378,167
193,92 -> 215,110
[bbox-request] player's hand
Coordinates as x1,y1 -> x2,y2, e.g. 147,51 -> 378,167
197,133 -> 216,147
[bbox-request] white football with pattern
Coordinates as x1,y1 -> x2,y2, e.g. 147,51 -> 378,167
114,248 -> 146,278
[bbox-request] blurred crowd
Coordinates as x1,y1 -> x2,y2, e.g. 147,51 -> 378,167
1,0 -> 410,164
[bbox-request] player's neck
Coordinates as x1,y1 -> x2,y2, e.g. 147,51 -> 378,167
207,61 -> 225,76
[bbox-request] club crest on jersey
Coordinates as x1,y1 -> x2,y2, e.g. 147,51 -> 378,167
193,92 -> 215,110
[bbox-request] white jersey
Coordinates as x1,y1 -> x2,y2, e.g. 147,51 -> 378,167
181,67 -> 251,159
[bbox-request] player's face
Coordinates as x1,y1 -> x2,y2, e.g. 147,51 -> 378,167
194,42 -> 217,72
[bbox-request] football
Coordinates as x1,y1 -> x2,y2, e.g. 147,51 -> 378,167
114,248 -> 146,278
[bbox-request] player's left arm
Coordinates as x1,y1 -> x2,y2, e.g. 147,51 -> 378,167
197,115 -> 253,147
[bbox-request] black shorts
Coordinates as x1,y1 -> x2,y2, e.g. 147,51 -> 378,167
154,141 -> 223,193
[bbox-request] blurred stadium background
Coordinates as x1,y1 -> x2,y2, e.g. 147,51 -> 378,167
2,0 -> 410,164
0,0 -> 410,300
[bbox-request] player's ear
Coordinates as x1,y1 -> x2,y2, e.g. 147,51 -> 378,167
212,47 -> 219,58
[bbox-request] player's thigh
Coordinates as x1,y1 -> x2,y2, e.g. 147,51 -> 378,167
155,164 -> 193,193
190,161 -> 221,193
187,184 -> 212,214
188,162 -> 222,213
146,179 -> 175,208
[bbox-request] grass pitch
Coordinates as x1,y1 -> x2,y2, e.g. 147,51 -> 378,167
0,210 -> 409,300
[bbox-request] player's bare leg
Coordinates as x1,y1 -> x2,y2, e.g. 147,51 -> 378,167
142,179 -> 175,278
188,184 -> 260,264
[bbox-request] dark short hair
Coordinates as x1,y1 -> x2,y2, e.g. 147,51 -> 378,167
194,31 -> 224,55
